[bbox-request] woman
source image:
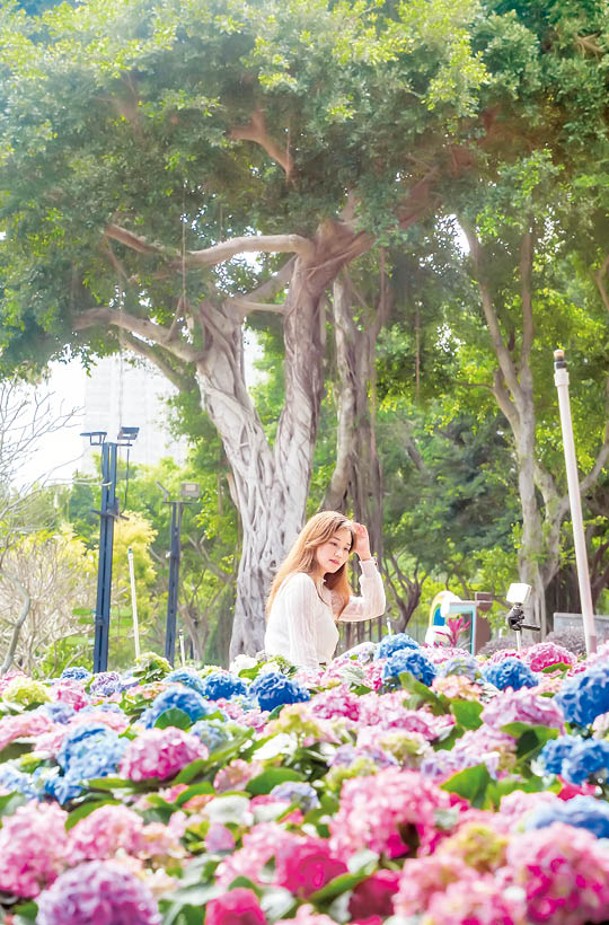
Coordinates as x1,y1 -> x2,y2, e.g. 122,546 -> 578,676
264,511 -> 386,669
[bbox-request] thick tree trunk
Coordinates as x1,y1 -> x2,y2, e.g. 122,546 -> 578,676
196,222 -> 371,657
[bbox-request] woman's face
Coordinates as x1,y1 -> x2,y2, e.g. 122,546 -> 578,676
313,527 -> 352,576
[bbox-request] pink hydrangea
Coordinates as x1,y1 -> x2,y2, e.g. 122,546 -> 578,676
481,688 -> 565,732
119,728 -> 208,782
485,649 -> 522,664
423,874 -> 527,924
506,822 -> 609,924
214,758 -> 263,793
309,685 -> 362,721
67,804 -> 145,863
524,642 -> 576,672
357,691 -> 454,740
349,870 -> 400,920
206,887 -> 266,925
278,906 -> 336,925
0,711 -> 56,752
50,680 -> 90,711
329,767 -> 460,859
0,802 -> 69,897
273,836 -> 348,897
395,854 -> 477,915
216,823 -> 296,888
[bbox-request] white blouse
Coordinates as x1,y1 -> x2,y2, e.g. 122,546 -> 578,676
264,559 -> 386,669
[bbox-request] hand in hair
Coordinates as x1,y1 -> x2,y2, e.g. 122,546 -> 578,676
351,522 -> 372,561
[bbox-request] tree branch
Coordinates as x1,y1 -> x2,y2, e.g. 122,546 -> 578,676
520,228 -> 535,371
230,108 -> 293,178
73,307 -> 200,364
180,233 -> 315,268
119,333 -> 196,393
105,223 -> 173,257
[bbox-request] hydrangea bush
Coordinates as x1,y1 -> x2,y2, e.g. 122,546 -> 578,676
1,637 -> 609,925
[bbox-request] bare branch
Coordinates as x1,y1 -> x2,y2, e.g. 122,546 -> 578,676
105,223 -> 174,257
180,233 -> 315,268
230,108 -> 293,178
73,307 -> 200,364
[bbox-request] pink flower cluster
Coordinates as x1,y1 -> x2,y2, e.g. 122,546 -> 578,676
524,642 -> 576,672
329,767 -> 460,859
119,727 -> 208,781
0,802 -> 69,897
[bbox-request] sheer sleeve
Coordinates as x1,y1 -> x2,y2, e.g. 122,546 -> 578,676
281,573 -> 321,669
339,559 -> 386,624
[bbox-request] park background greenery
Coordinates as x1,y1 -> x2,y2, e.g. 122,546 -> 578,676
2,0 -> 609,670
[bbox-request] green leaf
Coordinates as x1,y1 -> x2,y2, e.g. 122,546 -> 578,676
65,796 -> 119,830
245,767 -> 306,795
450,699 -> 483,730
175,781 -> 215,805
397,671 -> 450,715
440,763 -> 492,807
0,790 -> 28,817
174,758 -> 209,784
154,708 -> 194,731
307,868 -> 374,904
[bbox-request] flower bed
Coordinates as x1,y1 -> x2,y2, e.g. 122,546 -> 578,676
1,638 -> 609,924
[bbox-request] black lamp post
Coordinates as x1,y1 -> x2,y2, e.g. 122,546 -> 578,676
83,426 -> 139,673
159,481 -> 200,665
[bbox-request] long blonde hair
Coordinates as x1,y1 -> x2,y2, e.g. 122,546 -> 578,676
266,511 -> 355,619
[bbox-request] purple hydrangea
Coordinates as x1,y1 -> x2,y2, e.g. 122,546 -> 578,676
526,794 -> 609,840
250,671 -> 310,711
556,663 -> 609,727
270,781 -> 320,812
376,633 -> 420,660
199,671 -> 248,700
482,657 -> 538,691
141,687 -> 216,728
0,763 -> 39,799
36,860 -> 161,925
88,672 -> 124,697
436,653 -> 480,680
382,649 -> 436,687
191,719 -> 231,751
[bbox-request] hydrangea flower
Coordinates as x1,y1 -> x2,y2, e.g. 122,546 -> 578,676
436,653 -> 481,680
119,727 -> 208,782
526,794 -> 609,840
89,671 -> 124,697
270,781 -> 320,813
0,802 -> 69,897
199,671 -> 248,700
560,738 -> 609,785
309,684 -> 361,721
250,671 -> 310,711
36,860 -> 161,925
0,762 -> 39,798
556,662 -> 609,726
274,836 -> 348,897
190,719 -> 231,751
165,668 -> 208,697
537,734 -> 582,775
524,641 -> 575,672
205,887 -> 265,925
2,677 -> 51,708
376,633 -> 420,660
507,822 -> 609,924
482,687 -> 565,731
60,666 -> 92,682
67,804 -> 145,863
140,687 -> 215,728
46,723 -> 128,803
382,649 -> 436,687
482,657 -> 538,691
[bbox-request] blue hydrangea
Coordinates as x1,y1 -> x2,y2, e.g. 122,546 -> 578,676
141,687 -> 216,728
41,702 -> 76,724
482,657 -> 537,691
562,739 -> 609,785
60,666 -> 91,682
376,633 -> 420,660
166,668 -> 208,698
0,763 -> 39,799
49,724 -> 128,804
382,648 -> 436,687
437,653 -> 481,681
271,781 -> 320,812
250,671 -> 310,711
191,720 -> 231,752
526,794 -> 609,839
88,671 -> 124,697
199,671 -> 248,701
537,735 -> 581,775
556,663 -> 609,727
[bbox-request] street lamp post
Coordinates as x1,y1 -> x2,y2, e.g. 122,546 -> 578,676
160,482 -> 200,665
83,426 -> 139,673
